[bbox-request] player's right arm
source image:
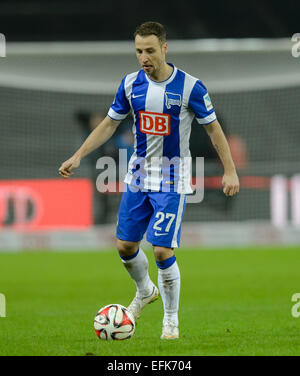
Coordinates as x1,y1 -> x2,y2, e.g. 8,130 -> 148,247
59,75 -> 130,178
59,116 -> 120,178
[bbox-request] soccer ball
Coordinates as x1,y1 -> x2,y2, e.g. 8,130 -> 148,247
94,304 -> 135,340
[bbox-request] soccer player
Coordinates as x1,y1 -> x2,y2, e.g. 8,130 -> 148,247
59,22 -> 240,339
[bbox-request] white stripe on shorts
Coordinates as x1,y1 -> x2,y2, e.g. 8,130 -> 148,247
171,194 -> 186,248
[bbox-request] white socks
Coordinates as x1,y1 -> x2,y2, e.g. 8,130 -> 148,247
120,248 -> 153,297
157,260 -> 180,327
121,249 -> 180,327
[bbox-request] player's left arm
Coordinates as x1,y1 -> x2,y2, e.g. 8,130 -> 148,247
204,119 -> 240,197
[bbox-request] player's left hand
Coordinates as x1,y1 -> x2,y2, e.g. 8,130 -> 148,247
222,171 -> 240,197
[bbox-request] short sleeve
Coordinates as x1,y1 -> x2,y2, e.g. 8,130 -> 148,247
188,80 -> 217,125
107,77 -> 131,121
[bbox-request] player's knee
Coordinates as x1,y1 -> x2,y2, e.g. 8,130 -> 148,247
153,246 -> 174,262
116,239 -> 139,257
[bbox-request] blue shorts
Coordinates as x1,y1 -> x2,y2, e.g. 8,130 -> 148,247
116,186 -> 186,248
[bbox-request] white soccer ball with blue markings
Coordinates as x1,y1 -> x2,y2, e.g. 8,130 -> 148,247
94,304 -> 135,340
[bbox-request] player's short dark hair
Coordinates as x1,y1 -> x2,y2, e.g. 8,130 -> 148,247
134,22 -> 166,45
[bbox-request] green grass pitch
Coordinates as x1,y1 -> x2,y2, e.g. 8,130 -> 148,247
0,247 -> 300,356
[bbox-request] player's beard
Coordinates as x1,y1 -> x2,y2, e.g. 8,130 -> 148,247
144,61 -> 162,80
143,65 -> 154,75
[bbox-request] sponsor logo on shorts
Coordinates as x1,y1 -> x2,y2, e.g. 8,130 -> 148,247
139,111 -> 170,136
154,232 -> 168,236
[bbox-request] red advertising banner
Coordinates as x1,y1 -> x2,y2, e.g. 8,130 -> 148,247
0,179 -> 93,230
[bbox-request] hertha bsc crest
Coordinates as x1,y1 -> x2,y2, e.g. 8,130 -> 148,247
165,92 -> 182,109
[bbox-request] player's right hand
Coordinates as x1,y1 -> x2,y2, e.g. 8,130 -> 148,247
58,156 -> 81,178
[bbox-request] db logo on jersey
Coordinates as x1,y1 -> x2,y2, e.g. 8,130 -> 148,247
139,111 -> 170,136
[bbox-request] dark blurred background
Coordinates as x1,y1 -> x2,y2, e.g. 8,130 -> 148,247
0,0 -> 299,41
0,0 -> 299,246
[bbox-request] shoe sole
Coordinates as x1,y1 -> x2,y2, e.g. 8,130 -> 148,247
160,335 -> 179,340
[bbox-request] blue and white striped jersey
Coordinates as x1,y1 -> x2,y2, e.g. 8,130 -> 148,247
108,64 -> 216,193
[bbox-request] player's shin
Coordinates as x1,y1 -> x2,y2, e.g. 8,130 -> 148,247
157,256 -> 180,327
120,248 -> 153,297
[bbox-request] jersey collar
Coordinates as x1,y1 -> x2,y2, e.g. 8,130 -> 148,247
143,63 -> 177,86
